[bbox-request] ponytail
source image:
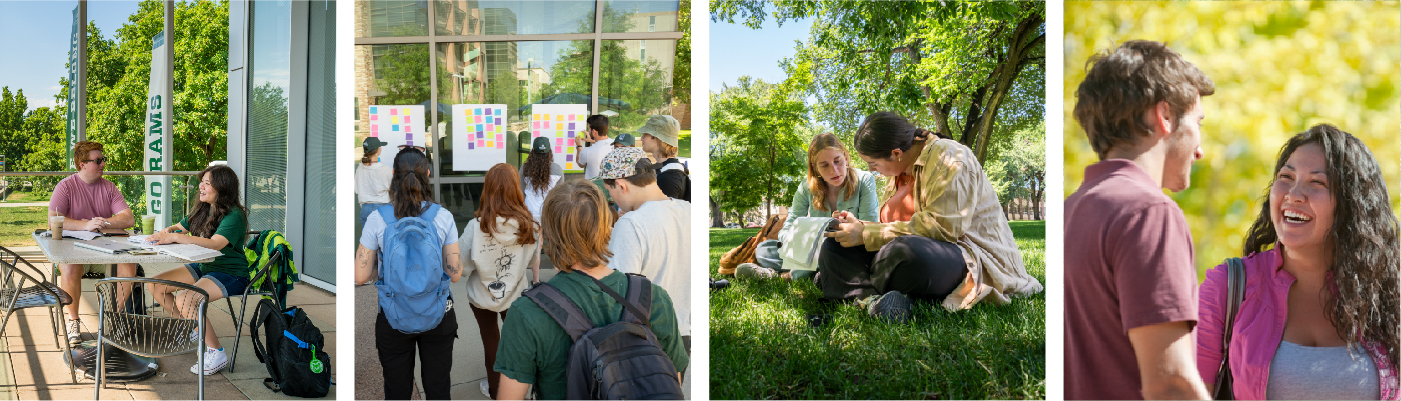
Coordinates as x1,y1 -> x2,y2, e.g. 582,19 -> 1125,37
389,148 -> 433,219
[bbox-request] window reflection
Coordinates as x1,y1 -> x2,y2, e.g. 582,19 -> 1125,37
434,0 -> 594,36
598,39 -> 675,132
359,0 -> 429,37
601,1 -> 678,33
355,43 -> 432,162
436,40 -> 593,174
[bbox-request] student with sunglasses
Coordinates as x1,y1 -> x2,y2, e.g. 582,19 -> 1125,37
48,141 -> 138,346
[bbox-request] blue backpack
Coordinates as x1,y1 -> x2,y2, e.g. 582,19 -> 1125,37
376,203 -> 451,334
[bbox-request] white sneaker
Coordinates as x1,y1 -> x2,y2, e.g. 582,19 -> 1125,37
65,319 -> 82,346
480,380 -> 491,398
189,328 -> 200,346
190,347 -> 229,375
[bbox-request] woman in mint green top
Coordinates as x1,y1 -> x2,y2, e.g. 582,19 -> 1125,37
743,133 -> 879,280
146,165 -> 250,376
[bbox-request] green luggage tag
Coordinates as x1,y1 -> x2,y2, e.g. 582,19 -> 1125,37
309,344 -> 324,374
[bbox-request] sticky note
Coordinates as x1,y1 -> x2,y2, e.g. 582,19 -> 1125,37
477,132 -> 483,139
391,109 -> 398,115
468,142 -> 474,150
371,124 -> 378,132
555,146 -> 562,153
569,115 -> 576,121
566,154 -> 574,162
485,124 -> 493,132
555,115 -> 563,122
496,142 -> 503,149
544,121 -> 551,129
495,126 -> 502,133
478,139 -> 485,147
486,141 -> 494,147
405,125 -> 412,132
567,130 -> 575,138
568,138 -> 575,146
495,109 -> 501,116
371,115 -> 378,121
496,134 -> 503,142
556,138 -> 563,146
391,116 -> 399,124
474,108 -> 482,115
568,123 -> 575,130
403,109 -> 411,115
566,145 -> 574,154
370,106 -> 378,114
556,131 -> 563,138
567,162 -> 574,170
393,125 -> 399,131
495,117 -> 502,125
533,121 -> 540,129
404,116 -> 411,123
476,124 -> 483,132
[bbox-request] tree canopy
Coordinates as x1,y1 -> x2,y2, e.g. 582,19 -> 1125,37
1064,1 -> 1401,276
712,0 -> 1045,164
709,76 -> 808,222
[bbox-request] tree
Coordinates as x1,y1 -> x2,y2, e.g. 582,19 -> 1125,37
986,122 -> 1045,220
0,88 -> 30,167
542,2 -> 674,130
673,0 -> 691,106
710,76 -> 807,222
712,0 -> 1045,164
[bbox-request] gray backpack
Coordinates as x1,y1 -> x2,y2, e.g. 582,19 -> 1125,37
523,273 -> 684,400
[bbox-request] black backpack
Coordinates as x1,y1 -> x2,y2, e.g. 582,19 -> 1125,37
250,298 -> 332,398
659,159 -> 690,202
524,274 -> 684,400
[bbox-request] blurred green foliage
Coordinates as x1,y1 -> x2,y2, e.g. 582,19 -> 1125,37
1064,1 -> 1401,277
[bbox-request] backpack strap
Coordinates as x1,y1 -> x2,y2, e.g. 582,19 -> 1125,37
623,274 -> 652,325
1212,257 -> 1246,400
524,283 -> 594,342
584,273 -> 652,328
377,204 -> 397,225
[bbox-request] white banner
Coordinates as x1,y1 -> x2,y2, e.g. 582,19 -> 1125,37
366,105 -> 426,164
529,104 -> 589,171
451,104 -> 507,171
144,31 -> 171,230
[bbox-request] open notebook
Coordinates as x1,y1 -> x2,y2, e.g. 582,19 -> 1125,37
125,235 -> 224,262
779,217 -> 841,272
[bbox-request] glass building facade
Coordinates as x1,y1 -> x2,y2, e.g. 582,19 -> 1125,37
354,0 -> 682,230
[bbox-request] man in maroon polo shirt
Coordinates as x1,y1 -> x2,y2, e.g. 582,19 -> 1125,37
1065,40 -> 1214,400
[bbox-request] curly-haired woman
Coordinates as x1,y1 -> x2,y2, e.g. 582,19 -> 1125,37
1197,124 -> 1400,400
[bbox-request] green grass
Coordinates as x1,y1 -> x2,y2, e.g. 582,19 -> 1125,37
709,221 -> 1046,399
679,130 -> 691,159
2,191 -> 50,203
0,206 -> 47,247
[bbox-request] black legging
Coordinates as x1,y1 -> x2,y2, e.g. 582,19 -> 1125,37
816,235 -> 969,301
470,304 -> 508,399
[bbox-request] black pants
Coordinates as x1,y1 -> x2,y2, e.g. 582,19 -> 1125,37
470,304 -> 508,400
816,235 -> 969,301
376,307 -> 458,400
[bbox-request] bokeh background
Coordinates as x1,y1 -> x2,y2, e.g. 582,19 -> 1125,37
1064,1 -> 1401,278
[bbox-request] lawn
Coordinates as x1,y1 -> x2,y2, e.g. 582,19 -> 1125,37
709,221 -> 1046,399
679,130 -> 691,159
0,206 -> 48,247
2,191 -> 50,203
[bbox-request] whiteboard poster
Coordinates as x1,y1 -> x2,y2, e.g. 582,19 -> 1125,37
367,105 -> 425,164
451,104 -> 508,171
529,104 -> 589,171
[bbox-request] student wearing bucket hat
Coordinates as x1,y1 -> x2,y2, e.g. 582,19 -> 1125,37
521,136 -> 564,226
357,136 -> 394,229
636,115 -> 689,201
598,146 -> 692,357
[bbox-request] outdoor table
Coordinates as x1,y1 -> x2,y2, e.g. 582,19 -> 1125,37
32,231 -> 215,382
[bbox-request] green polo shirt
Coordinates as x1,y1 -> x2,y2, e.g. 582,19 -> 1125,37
180,208 -> 250,279
493,269 -> 687,400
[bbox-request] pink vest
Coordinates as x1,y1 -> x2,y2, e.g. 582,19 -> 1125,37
1196,247 -> 1398,400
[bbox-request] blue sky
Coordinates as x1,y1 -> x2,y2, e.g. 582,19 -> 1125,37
708,16 -> 811,93
0,1 -> 140,112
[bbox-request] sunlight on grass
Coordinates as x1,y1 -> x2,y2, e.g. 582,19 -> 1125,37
709,222 -> 1047,399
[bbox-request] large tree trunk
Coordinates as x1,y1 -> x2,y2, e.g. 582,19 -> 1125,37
710,196 -> 725,227
970,13 -> 1045,163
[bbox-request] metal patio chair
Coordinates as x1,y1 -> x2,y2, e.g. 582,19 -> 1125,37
93,277 -> 208,400
0,245 -> 76,383
218,230 -> 286,373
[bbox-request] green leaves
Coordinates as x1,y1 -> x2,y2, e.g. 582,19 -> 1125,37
710,77 -> 808,218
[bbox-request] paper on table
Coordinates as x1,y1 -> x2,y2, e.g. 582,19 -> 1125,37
124,236 -> 221,261
62,230 -> 102,241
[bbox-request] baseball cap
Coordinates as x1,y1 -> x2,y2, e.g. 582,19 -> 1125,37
532,136 -> 552,154
635,115 -> 680,147
613,133 -> 636,147
363,136 -> 389,153
596,147 -> 654,180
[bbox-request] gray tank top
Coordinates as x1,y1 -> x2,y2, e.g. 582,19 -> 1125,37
1266,340 -> 1381,400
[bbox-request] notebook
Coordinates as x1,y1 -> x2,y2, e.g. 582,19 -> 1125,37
125,235 -> 223,262
779,217 -> 841,272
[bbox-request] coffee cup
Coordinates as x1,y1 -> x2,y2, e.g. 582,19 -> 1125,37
48,215 -> 64,240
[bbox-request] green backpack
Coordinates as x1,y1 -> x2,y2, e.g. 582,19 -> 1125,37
244,230 -> 298,308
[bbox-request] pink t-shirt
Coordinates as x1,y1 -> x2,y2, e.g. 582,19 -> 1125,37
51,174 -> 129,221
1064,159 -> 1199,400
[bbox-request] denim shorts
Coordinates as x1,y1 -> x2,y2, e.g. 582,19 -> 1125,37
183,264 -> 251,297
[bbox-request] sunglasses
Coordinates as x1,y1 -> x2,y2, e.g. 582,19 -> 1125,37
84,157 -> 108,165
398,145 -> 427,153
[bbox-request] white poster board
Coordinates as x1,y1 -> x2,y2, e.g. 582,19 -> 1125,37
367,105 -> 425,163
451,104 -> 508,171
529,104 -> 589,171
